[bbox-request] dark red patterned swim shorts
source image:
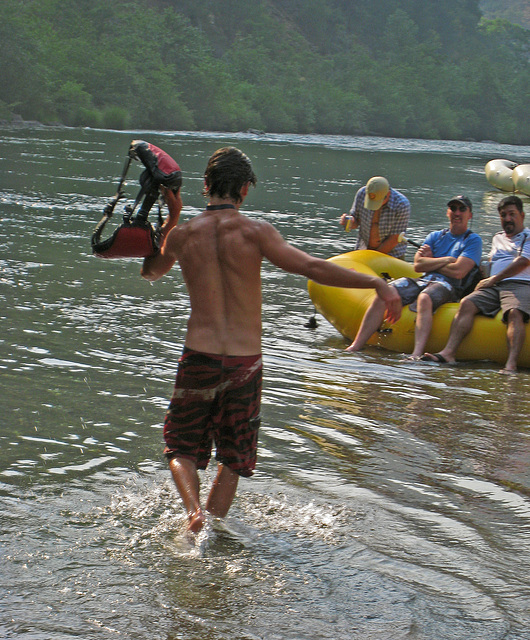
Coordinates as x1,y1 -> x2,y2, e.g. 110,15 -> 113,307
163,348 -> 262,477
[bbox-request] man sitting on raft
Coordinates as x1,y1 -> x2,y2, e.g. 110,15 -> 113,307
339,176 -> 410,260
346,195 -> 482,360
422,195 -> 530,374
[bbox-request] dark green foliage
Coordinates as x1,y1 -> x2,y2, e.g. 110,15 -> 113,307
0,0 -> 528,143
480,0 -> 530,30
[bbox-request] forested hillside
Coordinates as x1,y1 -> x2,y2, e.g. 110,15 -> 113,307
480,0 -> 530,30
1,0 -> 528,144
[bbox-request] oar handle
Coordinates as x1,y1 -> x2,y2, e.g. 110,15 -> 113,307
398,232 -> 422,248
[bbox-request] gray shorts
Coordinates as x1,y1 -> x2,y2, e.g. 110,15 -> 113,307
465,280 -> 530,323
391,277 -> 456,313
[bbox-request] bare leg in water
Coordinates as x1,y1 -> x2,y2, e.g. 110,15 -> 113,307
501,308 -> 526,374
346,297 -> 386,351
169,457 -> 239,533
422,298 -> 479,364
409,292 -> 434,358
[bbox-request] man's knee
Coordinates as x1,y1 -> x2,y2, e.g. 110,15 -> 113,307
369,295 -> 387,312
457,297 -> 479,317
505,308 -> 526,326
416,292 -> 433,313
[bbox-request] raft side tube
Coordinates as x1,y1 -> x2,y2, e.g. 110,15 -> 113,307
512,164 -> 530,197
485,159 -> 517,193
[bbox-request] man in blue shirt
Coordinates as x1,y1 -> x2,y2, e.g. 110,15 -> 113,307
422,195 -> 529,373
340,176 -> 410,259
346,195 -> 482,359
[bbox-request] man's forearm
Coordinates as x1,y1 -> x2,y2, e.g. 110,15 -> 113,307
414,256 -> 454,273
491,256 -> 530,283
377,233 -> 399,254
159,194 -> 182,239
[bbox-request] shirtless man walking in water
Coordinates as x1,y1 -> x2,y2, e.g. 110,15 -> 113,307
142,147 -> 401,533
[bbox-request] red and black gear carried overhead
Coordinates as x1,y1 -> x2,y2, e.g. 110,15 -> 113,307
91,140 -> 182,259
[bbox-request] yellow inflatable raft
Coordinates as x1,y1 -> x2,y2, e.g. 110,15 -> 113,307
485,159 -> 530,196
308,249 -> 530,367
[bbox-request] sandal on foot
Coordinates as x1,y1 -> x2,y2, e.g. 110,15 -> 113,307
420,353 -> 456,365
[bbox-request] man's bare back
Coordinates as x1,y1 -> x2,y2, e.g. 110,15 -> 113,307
168,201 -> 266,356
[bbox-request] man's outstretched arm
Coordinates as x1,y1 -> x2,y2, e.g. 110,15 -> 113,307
259,221 -> 402,324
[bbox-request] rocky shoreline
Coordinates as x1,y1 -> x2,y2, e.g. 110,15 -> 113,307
0,114 -> 64,129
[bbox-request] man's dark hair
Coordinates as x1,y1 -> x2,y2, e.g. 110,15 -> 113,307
204,147 -> 257,203
498,194 -> 523,213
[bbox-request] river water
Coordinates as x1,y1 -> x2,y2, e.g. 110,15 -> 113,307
1,127 -> 530,640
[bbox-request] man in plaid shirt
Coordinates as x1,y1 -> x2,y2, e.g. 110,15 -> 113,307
340,176 -> 410,260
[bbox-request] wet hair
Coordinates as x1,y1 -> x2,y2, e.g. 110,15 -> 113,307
203,147 -> 257,203
498,194 -> 523,213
